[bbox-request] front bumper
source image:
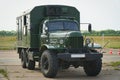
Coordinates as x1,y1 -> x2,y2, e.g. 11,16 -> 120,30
58,53 -> 103,61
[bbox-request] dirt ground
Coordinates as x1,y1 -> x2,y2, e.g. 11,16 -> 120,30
0,49 -> 120,80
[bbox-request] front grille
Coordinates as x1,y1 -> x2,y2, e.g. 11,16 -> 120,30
66,36 -> 83,53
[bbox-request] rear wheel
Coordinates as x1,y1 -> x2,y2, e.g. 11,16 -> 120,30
26,51 -> 35,70
21,49 -> 27,68
27,59 -> 35,70
21,49 -> 35,70
83,59 -> 102,76
41,50 -> 58,78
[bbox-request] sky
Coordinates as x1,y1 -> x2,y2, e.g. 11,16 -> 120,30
0,0 -> 120,31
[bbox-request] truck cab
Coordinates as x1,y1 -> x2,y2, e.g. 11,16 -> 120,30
41,19 -> 82,50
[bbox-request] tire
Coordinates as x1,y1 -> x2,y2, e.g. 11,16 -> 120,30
27,60 -> 35,70
41,50 -> 58,78
83,59 -> 102,76
21,49 -> 27,68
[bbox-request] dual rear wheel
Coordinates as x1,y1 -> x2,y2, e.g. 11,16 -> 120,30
21,49 -> 35,70
21,49 -> 58,78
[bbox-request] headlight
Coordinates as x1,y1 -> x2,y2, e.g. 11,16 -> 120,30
59,39 -> 64,44
85,38 -> 91,45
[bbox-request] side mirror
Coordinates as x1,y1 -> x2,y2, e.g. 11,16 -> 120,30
88,24 -> 92,32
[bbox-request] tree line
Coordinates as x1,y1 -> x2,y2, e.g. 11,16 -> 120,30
83,29 -> 120,36
0,30 -> 16,36
0,29 -> 120,36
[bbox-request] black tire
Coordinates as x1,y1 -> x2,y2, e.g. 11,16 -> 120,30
41,50 -> 58,78
27,60 -> 35,70
21,49 -> 27,68
83,59 -> 102,76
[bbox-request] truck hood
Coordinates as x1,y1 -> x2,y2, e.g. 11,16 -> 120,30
49,31 -> 82,38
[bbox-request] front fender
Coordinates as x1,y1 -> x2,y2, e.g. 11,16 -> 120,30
42,44 -> 56,49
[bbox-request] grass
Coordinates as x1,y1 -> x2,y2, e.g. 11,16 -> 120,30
108,61 -> 120,70
88,36 -> 120,49
0,69 -> 8,79
109,61 -> 120,67
0,36 -> 16,50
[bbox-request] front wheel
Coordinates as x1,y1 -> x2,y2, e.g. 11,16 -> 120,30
40,50 -> 58,78
83,59 -> 102,76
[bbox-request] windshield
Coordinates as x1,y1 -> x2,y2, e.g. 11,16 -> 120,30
46,21 -> 79,32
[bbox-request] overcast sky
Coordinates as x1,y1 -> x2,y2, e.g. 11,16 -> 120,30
0,0 -> 120,31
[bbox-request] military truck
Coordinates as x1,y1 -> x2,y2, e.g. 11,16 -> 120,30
16,5 -> 103,78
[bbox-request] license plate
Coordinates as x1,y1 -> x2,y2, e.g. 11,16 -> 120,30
71,54 -> 85,58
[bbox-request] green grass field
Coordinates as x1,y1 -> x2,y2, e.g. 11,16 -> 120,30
0,36 -> 16,50
0,36 -> 120,50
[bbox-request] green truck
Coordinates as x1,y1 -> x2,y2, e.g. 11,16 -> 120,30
16,5 -> 103,78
